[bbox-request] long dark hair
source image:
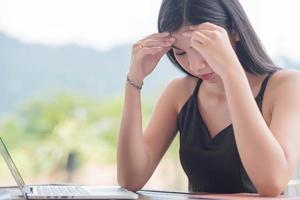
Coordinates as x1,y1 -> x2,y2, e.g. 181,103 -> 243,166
157,0 -> 281,76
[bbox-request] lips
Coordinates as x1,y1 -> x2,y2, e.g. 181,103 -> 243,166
199,72 -> 214,80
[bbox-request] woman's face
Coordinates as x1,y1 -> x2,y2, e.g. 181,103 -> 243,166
171,25 -> 237,82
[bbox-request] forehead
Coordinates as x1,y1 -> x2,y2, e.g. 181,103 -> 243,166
171,26 -> 190,50
171,26 -> 189,36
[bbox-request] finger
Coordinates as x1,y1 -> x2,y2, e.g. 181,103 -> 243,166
133,37 -> 175,53
134,35 -> 174,46
132,41 -> 143,53
198,30 -> 222,41
139,46 -> 164,55
190,39 -> 205,54
193,31 -> 210,45
183,31 -> 209,45
145,32 -> 170,40
132,39 -> 164,53
153,32 -> 170,38
189,22 -> 222,31
135,32 -> 174,49
142,38 -> 175,48
132,44 -> 165,55
184,29 -> 224,44
152,46 -> 171,55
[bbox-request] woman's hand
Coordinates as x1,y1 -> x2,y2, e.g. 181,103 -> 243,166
183,22 -> 242,78
128,32 -> 175,83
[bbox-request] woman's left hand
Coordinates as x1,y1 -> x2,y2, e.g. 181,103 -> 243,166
183,22 -> 242,77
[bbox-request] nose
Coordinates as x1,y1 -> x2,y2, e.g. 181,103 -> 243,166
188,51 -> 206,74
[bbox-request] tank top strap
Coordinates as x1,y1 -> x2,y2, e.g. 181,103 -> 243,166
256,72 -> 275,99
192,78 -> 202,97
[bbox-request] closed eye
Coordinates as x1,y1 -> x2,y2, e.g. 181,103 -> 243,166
175,52 -> 186,56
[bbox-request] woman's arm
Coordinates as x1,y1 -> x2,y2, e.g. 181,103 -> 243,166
117,78 -> 180,191
222,68 -> 300,197
183,22 -> 300,196
117,32 -> 177,191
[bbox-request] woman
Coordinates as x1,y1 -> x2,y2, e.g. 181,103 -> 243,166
117,0 -> 300,197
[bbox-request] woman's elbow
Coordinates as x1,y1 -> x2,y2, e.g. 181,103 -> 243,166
257,181 -> 285,197
118,178 -> 143,192
117,173 -> 144,192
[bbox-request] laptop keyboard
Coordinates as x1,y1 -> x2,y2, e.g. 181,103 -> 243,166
36,186 -> 89,196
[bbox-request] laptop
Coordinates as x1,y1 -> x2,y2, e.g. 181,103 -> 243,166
0,137 -> 138,199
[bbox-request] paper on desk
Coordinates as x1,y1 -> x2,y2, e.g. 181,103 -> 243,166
0,190 -> 11,200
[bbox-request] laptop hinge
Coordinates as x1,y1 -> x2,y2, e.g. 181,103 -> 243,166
24,186 -> 33,194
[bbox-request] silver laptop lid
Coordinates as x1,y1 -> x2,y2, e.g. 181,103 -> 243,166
0,137 -> 26,196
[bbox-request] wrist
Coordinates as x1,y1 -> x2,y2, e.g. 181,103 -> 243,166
126,74 -> 144,90
127,71 -> 144,84
221,63 -> 244,82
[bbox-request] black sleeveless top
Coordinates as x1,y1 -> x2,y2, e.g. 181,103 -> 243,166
177,73 -> 273,193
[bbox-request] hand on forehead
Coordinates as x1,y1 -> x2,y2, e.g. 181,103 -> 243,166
170,28 -> 190,50
170,22 -> 226,49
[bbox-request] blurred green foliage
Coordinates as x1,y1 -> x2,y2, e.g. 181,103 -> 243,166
0,92 -> 179,178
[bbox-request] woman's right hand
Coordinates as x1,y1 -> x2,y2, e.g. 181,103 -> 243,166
128,32 -> 176,83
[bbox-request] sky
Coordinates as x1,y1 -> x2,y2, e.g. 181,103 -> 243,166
0,0 -> 300,60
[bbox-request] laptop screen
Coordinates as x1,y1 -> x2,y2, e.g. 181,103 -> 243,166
0,137 -> 26,192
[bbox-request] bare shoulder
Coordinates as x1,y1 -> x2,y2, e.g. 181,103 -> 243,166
163,75 -> 198,113
269,69 -> 300,91
268,69 -> 300,104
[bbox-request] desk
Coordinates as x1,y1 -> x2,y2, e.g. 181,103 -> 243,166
1,186 -> 300,200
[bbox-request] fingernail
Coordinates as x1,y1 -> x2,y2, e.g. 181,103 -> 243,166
169,37 -> 176,42
162,32 -> 170,36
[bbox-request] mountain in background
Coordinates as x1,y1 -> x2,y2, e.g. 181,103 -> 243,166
0,33 -> 182,114
0,33 -> 299,114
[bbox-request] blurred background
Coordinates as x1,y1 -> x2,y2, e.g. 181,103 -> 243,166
0,0 -> 300,192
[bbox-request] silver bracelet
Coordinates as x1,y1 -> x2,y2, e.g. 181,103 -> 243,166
126,75 -> 143,90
